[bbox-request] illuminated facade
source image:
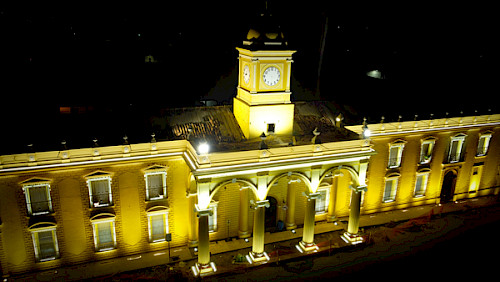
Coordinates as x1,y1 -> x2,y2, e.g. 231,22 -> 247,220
1,17 -> 500,277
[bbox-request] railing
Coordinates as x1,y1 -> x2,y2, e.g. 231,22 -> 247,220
147,185 -> 166,200
476,146 -> 488,156
91,192 -> 112,207
29,200 -> 52,215
387,157 -> 401,168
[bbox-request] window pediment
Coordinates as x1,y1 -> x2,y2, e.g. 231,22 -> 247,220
20,177 -> 51,186
84,170 -> 113,179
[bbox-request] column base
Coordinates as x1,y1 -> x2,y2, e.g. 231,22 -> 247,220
296,241 -> 318,253
192,262 -> 217,276
238,230 -> 251,239
188,240 -> 198,248
341,231 -> 364,245
285,223 -> 297,230
247,251 -> 270,263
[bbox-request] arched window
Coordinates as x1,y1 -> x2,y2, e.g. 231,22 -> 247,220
383,172 -> 401,203
28,222 -> 59,262
388,139 -> 406,168
90,213 -> 116,252
146,206 -> 169,243
414,168 -> 431,197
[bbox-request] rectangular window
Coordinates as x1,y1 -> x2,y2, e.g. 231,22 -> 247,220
31,228 -> 59,262
477,134 -> 491,156
148,212 -> 168,242
88,177 -> 112,207
448,135 -> 465,163
208,202 -> 218,232
383,177 -> 398,203
145,172 -> 167,200
388,144 -> 404,168
420,140 -> 435,164
414,173 -> 429,197
315,187 -> 330,214
267,123 -> 275,133
92,220 -> 116,251
24,184 -> 52,216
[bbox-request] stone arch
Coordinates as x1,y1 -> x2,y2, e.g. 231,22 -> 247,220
208,178 -> 258,204
319,165 -> 360,187
265,172 -> 312,199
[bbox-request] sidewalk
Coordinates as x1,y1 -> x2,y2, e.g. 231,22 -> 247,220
10,195 -> 498,281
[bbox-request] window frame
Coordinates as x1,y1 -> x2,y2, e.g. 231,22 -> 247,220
414,169 -> 430,198
86,175 -> 113,208
147,206 -> 169,243
23,183 -> 53,216
91,214 -> 117,252
144,171 -> 167,201
476,132 -> 492,157
419,137 -> 436,164
388,140 -> 406,168
315,186 -> 330,214
383,174 -> 400,203
208,201 -> 218,233
448,134 -> 466,163
30,225 -> 59,262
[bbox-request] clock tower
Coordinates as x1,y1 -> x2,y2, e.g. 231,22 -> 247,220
233,13 -> 296,140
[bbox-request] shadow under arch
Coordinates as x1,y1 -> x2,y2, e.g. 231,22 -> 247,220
319,165 -> 361,187
265,172 -> 312,199
208,178 -> 259,203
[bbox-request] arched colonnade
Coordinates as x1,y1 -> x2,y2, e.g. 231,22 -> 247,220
193,161 -> 369,272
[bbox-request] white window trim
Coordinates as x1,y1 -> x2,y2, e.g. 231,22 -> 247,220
476,133 -> 492,156
448,134 -> 466,163
144,171 -> 167,201
383,176 -> 399,203
315,186 -> 330,214
31,227 -> 59,262
23,183 -> 53,216
388,143 -> 405,168
208,202 -> 218,233
86,176 -> 113,208
147,210 -> 169,243
91,218 -> 117,252
414,171 -> 430,198
420,138 -> 436,164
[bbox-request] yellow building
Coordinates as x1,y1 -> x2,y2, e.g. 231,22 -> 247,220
1,15 -> 500,277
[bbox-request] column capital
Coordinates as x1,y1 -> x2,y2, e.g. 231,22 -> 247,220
306,192 -> 321,201
349,185 -> 367,193
195,204 -> 213,216
253,200 -> 270,209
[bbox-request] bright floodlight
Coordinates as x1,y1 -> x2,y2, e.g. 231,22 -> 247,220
363,128 -> 371,138
198,142 -> 210,154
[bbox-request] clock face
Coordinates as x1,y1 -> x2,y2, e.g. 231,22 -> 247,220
263,66 -> 280,87
243,65 -> 250,84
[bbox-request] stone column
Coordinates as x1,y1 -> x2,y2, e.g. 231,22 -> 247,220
195,205 -> 215,274
187,194 -> 199,247
285,179 -> 298,230
238,186 -> 251,239
299,192 -> 320,252
249,200 -> 270,262
341,185 -> 367,244
327,177 -> 337,222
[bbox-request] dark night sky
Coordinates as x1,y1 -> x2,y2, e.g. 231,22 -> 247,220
0,2 -> 497,153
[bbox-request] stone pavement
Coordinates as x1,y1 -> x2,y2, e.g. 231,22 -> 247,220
9,195 -> 498,281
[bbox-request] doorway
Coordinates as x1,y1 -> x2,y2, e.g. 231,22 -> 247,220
440,170 -> 457,203
265,196 -> 278,232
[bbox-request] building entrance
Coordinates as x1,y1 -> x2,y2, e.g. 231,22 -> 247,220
265,196 -> 278,232
440,170 -> 457,203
